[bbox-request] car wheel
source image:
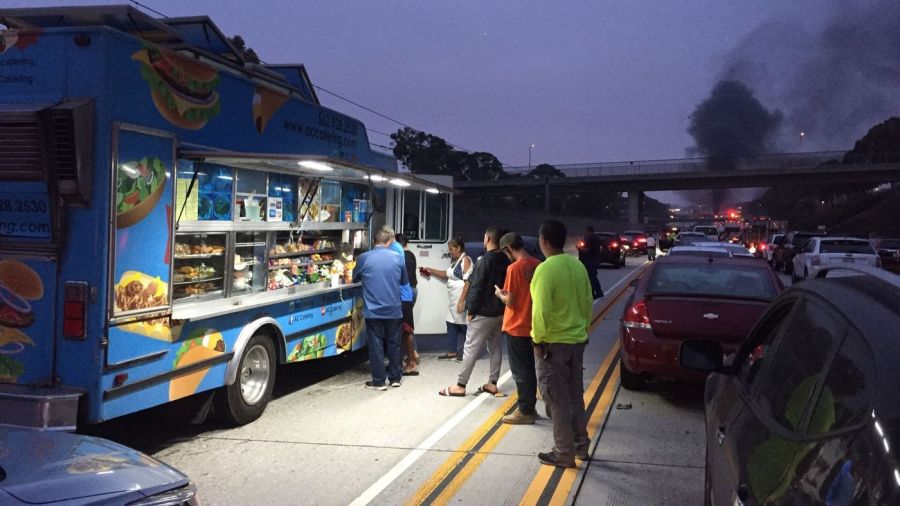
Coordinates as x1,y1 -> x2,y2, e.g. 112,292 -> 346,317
217,333 -> 276,425
619,361 -> 645,390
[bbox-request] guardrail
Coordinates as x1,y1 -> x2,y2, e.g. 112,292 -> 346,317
503,151 -> 850,178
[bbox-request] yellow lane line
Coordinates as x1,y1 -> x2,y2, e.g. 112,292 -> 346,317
404,395 -> 518,506
518,346 -> 620,506
546,363 -> 621,506
408,264 -> 646,506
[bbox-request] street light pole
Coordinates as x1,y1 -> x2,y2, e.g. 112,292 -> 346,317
528,143 -> 535,170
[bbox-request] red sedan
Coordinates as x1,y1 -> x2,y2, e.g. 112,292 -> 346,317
619,255 -> 784,389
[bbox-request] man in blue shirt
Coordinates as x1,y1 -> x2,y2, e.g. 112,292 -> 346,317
353,227 -> 409,390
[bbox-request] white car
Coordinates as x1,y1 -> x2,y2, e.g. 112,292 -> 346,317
791,237 -> 880,281
764,233 -> 785,263
692,226 -> 720,242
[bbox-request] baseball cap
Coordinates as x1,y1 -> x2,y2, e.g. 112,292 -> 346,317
498,232 -> 523,250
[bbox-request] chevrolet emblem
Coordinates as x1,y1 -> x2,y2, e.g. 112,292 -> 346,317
703,313 -> 720,320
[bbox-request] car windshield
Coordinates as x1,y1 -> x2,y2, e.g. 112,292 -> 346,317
820,240 -> 876,254
667,248 -> 730,257
647,263 -> 777,300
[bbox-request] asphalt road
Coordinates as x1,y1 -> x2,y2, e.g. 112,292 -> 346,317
86,252 -> 769,505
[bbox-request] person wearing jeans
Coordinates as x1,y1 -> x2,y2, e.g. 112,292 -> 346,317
439,227 -> 509,397
531,220 -> 593,468
353,227 -> 408,391
494,232 -> 542,424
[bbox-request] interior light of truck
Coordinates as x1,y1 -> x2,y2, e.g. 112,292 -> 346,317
299,161 -> 334,171
367,174 -> 387,182
426,188 -> 440,194
390,178 -> 411,187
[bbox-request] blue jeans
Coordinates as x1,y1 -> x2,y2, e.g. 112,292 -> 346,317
447,322 -> 467,355
365,318 -> 402,385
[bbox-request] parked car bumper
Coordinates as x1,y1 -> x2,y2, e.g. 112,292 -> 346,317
620,328 -> 708,382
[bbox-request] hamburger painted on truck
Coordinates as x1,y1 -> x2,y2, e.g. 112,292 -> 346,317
0,5 -> 453,431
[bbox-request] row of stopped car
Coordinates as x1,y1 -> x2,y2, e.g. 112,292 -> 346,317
617,244 -> 900,504
765,231 -> 895,277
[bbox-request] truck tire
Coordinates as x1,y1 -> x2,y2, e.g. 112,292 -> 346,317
217,333 -> 276,425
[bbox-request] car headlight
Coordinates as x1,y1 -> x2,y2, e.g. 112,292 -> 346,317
128,483 -> 200,506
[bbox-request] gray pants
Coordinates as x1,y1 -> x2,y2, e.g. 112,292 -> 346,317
457,315 -> 503,387
538,342 -> 589,458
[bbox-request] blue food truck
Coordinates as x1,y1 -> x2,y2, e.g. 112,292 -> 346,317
0,5 -> 454,429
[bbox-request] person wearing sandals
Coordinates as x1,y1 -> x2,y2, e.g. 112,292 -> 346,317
531,220 -> 593,468
439,227 -> 509,397
395,234 -> 419,375
493,232 -> 542,424
420,237 -> 472,361
353,227 -> 409,391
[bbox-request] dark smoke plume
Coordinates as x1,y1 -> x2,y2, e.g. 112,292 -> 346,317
686,80 -> 781,212
721,0 -> 900,151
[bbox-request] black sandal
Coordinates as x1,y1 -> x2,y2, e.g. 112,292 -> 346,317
437,353 -> 458,360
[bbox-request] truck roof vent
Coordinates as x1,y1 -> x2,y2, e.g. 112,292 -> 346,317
45,109 -> 78,181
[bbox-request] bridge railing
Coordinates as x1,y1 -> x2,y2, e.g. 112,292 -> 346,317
505,151 -> 849,178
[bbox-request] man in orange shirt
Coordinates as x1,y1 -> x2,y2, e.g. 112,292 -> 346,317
494,232 -> 542,424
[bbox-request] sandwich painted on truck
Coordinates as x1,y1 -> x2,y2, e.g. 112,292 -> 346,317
0,6 -> 452,429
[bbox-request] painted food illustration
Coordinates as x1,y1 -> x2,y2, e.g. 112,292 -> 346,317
0,29 -> 41,55
252,85 -> 290,134
116,157 -> 168,228
0,327 -> 33,382
350,297 -> 365,348
169,329 -> 225,401
287,333 -> 327,362
114,271 -> 173,341
0,259 -> 43,383
335,323 -> 353,352
133,46 -> 221,130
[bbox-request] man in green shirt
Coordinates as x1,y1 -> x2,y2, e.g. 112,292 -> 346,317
531,220 -> 593,468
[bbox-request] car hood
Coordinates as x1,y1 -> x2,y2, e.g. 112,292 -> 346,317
0,427 -> 188,504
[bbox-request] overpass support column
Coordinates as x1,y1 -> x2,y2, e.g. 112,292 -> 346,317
544,177 -> 551,215
628,191 -> 643,224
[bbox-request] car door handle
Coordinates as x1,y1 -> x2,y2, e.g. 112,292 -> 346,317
716,425 -> 726,445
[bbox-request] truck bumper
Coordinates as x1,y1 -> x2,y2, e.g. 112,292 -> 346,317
0,384 -> 82,430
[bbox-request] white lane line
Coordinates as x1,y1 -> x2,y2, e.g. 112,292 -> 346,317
351,264 -> 642,506
349,369 -> 514,506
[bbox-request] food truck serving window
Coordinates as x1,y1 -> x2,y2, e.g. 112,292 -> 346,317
402,190 -> 449,243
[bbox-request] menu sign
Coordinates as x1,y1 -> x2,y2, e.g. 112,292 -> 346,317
0,182 -> 52,240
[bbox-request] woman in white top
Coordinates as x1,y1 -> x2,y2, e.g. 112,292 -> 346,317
420,237 -> 473,360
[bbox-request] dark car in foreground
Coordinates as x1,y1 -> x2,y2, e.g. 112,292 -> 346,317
0,427 -> 198,505
618,255 -> 783,390
682,266 -> 900,505
577,232 -> 625,268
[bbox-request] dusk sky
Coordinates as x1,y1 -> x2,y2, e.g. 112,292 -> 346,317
17,1 -> 887,205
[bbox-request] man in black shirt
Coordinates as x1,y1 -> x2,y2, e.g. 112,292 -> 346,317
579,226 -> 603,299
439,226 -> 510,397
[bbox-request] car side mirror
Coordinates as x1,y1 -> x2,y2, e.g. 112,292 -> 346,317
679,340 -> 724,372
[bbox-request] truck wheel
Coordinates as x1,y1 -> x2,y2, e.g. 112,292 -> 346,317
218,333 -> 276,425
620,361 -> 645,391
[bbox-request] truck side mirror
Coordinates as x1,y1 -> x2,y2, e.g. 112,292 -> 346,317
679,340 -> 724,372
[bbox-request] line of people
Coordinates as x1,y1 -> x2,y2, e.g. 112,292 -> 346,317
353,221 -> 595,468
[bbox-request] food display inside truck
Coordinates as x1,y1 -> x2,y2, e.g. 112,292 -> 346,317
0,5 -> 453,429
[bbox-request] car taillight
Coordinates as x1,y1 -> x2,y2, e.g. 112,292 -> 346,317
611,241 -> 619,248
811,255 -> 821,266
623,300 -> 652,330
638,238 -> 647,243
64,281 -> 88,340
577,240 -> 585,248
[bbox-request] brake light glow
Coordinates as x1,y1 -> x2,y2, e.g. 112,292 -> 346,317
623,300 -> 652,330
577,240 -> 585,248
638,238 -> 647,243
611,241 -> 619,248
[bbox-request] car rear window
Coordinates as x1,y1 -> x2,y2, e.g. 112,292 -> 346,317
820,240 -> 875,254
694,227 -> 718,235
878,240 -> 900,249
647,263 -> 777,300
